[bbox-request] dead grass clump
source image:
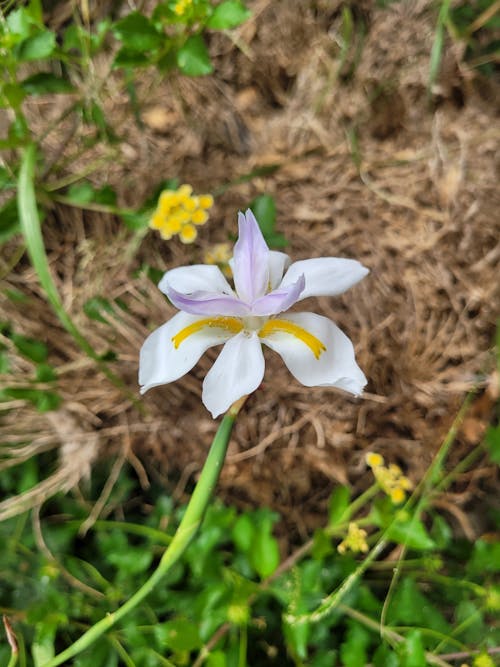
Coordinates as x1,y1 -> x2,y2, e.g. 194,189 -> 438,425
1,1 -> 499,540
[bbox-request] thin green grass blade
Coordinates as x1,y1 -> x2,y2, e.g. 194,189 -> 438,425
17,144 -> 141,406
429,0 -> 451,95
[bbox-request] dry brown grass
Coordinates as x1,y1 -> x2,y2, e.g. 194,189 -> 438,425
1,0 -> 498,543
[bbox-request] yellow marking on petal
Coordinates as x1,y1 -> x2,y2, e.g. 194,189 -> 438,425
258,319 -> 326,359
179,223 -> 197,244
172,316 -> 244,349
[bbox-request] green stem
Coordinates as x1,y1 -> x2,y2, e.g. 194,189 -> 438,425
17,144 -> 142,411
41,402 -> 243,667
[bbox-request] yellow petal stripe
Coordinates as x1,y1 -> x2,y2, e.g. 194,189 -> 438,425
172,317 -> 244,349
258,319 -> 326,359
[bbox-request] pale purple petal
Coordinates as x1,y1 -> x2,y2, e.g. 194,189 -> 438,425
166,286 -> 250,317
159,264 -> 235,298
232,210 -> 270,303
279,258 -> 369,300
251,274 -> 305,316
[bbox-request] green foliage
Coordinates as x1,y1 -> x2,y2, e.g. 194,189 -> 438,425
0,454 -> 499,667
0,322 -> 61,412
249,194 -> 288,248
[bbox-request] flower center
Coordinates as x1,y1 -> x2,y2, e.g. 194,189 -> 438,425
171,316 -> 244,349
258,319 -> 326,359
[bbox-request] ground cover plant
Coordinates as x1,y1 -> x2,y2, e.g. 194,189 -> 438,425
1,0 -> 499,665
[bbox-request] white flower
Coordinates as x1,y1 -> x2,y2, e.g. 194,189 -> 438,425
139,210 -> 369,418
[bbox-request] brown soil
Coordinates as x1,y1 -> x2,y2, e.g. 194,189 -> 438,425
1,1 -> 499,545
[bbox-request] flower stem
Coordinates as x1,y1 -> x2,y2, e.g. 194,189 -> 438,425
41,400 -> 245,667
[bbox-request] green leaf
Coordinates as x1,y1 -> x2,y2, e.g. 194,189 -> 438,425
113,12 -> 163,51
2,83 -> 27,108
312,528 -> 334,560
6,8 -> 33,38
232,513 -> 254,552
387,577 -> 449,634
83,297 -> 115,324
21,72 -> 74,95
0,198 -> 20,243
120,209 -> 151,230
249,512 -> 280,579
250,194 -> 276,235
206,1 -> 251,29
0,167 -> 15,191
107,547 -> 153,574
206,651 -> 226,667
455,600 -> 484,644
399,629 -> 426,667
18,30 -> 56,61
155,619 -> 202,651
328,485 -> 351,525
467,539 -> 500,575
283,618 -> 310,661
177,35 -> 213,76
250,194 -> 287,247
113,47 -> 151,68
340,620 -> 370,667
35,363 -> 57,382
373,642 -> 400,667
3,387 -> 61,411
12,333 -> 48,362
386,513 -> 436,551
486,425 -> 500,464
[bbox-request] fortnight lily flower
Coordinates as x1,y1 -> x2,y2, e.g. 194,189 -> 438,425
140,210 -> 369,417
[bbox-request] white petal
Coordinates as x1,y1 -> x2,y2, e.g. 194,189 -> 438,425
268,251 -> 291,289
158,264 -> 235,298
261,312 -> 367,394
279,258 -> 369,300
139,312 -> 232,394
202,332 -> 265,418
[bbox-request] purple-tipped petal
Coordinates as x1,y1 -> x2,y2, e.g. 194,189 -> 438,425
166,285 -> 250,317
251,274 -> 305,316
232,210 -> 270,303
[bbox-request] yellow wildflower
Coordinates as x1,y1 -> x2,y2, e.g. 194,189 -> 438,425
174,0 -> 193,16
150,184 -> 213,244
365,452 -> 384,468
473,654 -> 495,667
204,242 -> 233,278
337,522 -> 369,555
179,223 -> 197,244
366,452 -> 412,504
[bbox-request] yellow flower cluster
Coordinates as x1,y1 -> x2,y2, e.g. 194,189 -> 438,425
203,242 -> 233,278
337,522 -> 369,555
473,654 -> 495,667
150,185 -> 213,244
174,0 -> 193,16
365,452 -> 412,504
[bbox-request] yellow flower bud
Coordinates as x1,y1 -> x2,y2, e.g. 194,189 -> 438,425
191,209 -> 209,225
179,223 -> 197,244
